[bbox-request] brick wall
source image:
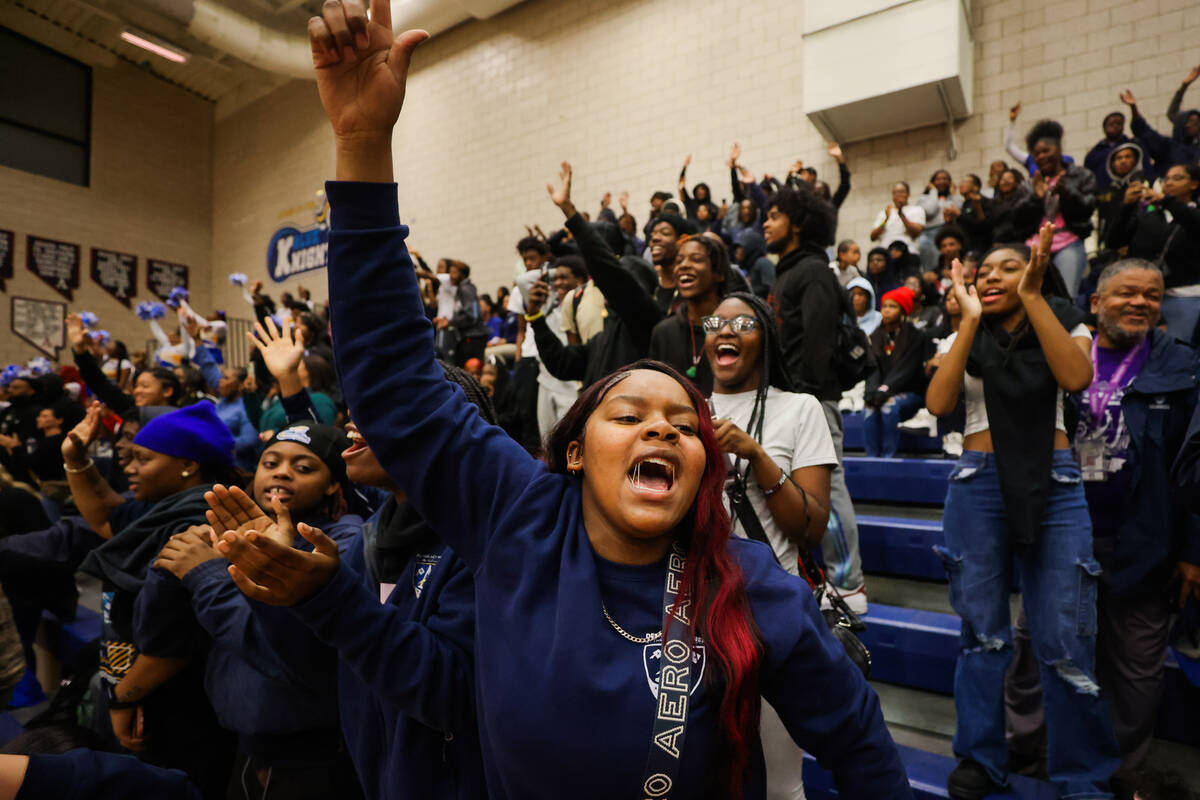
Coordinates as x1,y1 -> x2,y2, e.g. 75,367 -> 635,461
0,60 -> 212,368
209,0 -> 1200,310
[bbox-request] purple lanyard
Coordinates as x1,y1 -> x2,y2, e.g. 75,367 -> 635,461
1089,337 -> 1147,422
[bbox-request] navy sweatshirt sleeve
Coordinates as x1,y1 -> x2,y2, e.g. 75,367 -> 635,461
15,749 -> 201,800
736,541 -> 912,797
178,516 -> 364,687
292,552 -> 476,731
325,181 -> 550,571
279,389 -> 323,424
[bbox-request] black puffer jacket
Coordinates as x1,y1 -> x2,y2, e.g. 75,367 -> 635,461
1013,165 -> 1098,241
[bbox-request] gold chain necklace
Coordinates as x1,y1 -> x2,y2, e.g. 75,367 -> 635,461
601,603 -> 662,644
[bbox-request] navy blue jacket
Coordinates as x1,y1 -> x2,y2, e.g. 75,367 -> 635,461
325,180 -> 911,799
292,510 -> 481,800
15,748 -> 201,800
134,515 -> 362,760
1074,330 -> 1200,595
1133,114 -> 1200,171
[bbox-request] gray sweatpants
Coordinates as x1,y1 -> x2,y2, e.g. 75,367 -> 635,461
820,401 -> 864,591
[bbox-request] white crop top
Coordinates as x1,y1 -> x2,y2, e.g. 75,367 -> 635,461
962,323 -> 1090,436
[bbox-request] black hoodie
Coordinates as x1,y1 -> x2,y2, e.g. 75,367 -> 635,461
768,243 -> 849,402
533,214 -> 664,387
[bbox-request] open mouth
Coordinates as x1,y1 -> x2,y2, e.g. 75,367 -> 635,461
627,456 -> 676,495
715,342 -> 740,366
676,272 -> 697,291
342,424 -> 368,457
980,287 -> 1004,304
262,486 -> 294,503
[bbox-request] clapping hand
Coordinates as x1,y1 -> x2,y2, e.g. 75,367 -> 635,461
62,404 -> 103,467
206,484 -> 294,548
950,258 -> 981,322
1018,222 -> 1055,301
155,526 -> 220,580
215,517 -> 340,607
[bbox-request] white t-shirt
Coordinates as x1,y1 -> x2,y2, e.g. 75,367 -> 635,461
872,204 -> 927,251
963,323 -> 1091,436
102,358 -> 133,383
435,274 -> 456,321
710,387 -> 837,575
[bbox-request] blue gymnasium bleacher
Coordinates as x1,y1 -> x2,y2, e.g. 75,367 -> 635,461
843,411 -> 943,455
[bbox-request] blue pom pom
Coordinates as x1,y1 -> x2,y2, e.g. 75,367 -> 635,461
229,273 -> 248,286
136,302 -> 166,321
0,365 -> 20,386
165,286 -> 189,308
79,311 -> 99,328
92,329 -> 112,345
27,358 -> 53,376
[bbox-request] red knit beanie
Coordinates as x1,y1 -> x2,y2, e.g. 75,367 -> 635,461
881,286 -> 916,316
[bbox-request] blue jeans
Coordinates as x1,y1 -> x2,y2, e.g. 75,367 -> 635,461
1160,295 -> 1200,345
1052,239 -> 1088,300
938,450 -> 1119,799
862,391 -> 923,457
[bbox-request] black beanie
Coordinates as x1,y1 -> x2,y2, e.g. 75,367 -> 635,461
265,422 -> 351,484
651,213 -> 697,238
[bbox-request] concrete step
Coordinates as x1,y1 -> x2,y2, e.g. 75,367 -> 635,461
803,742 -> 1056,799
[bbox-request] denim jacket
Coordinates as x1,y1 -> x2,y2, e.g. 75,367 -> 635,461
1080,329 -> 1200,595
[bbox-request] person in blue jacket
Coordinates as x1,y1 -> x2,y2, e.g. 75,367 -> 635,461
135,421 -> 364,800
71,403 -> 242,798
218,6 -> 912,798
209,367 -> 488,800
1006,259 -> 1200,795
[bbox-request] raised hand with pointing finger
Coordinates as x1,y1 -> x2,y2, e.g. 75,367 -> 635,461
309,0 -> 428,182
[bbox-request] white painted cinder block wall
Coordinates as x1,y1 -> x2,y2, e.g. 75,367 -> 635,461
210,0 -> 1200,311
0,64 -> 213,367
6,0 -> 1199,371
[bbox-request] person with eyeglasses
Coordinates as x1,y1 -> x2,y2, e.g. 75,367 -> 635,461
705,291 -> 836,799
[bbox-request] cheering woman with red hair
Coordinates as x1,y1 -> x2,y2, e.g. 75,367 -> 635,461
219,3 -> 910,797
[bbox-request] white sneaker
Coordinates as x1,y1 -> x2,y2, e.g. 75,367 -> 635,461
899,408 -> 939,438
943,431 -> 963,458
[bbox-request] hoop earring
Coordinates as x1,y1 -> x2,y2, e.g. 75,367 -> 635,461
180,471 -> 192,478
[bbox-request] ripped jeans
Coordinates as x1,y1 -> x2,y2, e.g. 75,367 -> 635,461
938,449 -> 1120,799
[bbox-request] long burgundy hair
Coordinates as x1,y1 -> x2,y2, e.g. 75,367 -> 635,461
544,359 -> 763,795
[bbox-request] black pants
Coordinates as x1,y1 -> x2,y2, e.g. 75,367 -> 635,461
227,748 -> 362,800
510,358 -> 542,454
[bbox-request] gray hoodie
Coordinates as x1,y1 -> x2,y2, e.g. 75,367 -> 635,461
847,276 -> 881,336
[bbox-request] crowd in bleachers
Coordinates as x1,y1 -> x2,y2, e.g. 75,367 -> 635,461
0,4 -> 1198,800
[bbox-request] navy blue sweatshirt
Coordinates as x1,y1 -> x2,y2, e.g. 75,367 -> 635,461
15,749 -> 201,799
325,181 -> 911,799
134,515 -> 362,761
292,514 -> 482,800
